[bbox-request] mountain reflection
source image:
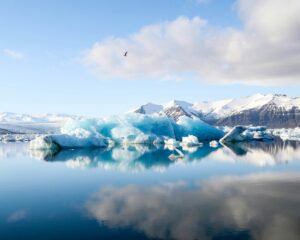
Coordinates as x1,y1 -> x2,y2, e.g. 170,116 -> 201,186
85,172 -> 300,240
27,140 -> 300,171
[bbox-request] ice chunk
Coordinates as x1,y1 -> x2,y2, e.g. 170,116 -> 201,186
220,126 -> 247,143
180,135 -> 201,147
220,126 -> 273,143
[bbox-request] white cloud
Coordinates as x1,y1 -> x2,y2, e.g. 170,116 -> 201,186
83,0 -> 300,86
3,49 -> 25,60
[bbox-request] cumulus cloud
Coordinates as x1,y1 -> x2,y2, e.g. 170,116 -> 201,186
3,49 -> 25,60
83,0 -> 300,85
85,173 -> 300,240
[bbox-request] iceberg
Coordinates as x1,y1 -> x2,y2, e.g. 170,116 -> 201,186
30,129 -> 109,150
30,114 -> 224,149
220,126 -> 273,143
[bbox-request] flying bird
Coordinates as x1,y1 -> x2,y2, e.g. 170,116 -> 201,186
124,51 -> 127,57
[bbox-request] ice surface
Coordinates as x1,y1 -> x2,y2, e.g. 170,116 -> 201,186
30,131 -> 109,150
30,114 -> 224,149
271,128 -> 300,141
0,133 -> 39,143
220,126 -> 273,143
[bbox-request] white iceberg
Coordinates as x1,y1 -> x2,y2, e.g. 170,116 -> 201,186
180,135 -> 201,147
30,128 -> 109,150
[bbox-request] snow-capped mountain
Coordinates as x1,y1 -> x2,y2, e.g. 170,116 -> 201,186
130,94 -> 300,128
0,112 -> 81,135
0,112 -> 79,123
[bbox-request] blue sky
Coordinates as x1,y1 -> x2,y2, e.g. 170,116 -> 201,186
1,0 -> 299,116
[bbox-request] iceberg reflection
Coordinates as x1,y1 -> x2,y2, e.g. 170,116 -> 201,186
217,140 -> 300,166
85,172 -> 300,240
30,144 -> 218,172
28,140 -> 300,171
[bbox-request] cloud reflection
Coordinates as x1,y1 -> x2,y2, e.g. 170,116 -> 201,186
6,210 -> 27,223
85,172 -> 300,240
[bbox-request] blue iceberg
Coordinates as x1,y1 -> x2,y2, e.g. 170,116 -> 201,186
30,114 -> 224,149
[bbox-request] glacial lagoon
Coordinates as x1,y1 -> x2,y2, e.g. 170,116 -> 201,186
1,141 -> 300,240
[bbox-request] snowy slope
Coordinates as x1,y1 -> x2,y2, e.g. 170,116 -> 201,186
131,103 -> 163,114
194,94 -> 300,119
130,94 -> 300,127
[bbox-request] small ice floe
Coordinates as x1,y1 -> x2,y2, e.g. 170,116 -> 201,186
209,140 -> 219,148
168,148 -> 185,161
180,135 -> 202,147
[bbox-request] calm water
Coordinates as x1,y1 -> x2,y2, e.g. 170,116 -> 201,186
1,141 -> 300,240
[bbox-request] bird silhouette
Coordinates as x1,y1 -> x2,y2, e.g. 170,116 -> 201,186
124,51 -> 127,57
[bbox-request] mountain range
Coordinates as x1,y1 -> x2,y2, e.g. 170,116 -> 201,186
1,94 -> 299,129
131,94 -> 300,128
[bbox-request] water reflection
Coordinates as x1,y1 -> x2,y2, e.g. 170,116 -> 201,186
85,172 -> 300,240
30,144 -> 218,172
26,140 -> 300,171
1,141 -> 300,239
217,140 -> 300,166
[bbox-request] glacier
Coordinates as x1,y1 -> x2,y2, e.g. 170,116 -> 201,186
30,114 -> 224,150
